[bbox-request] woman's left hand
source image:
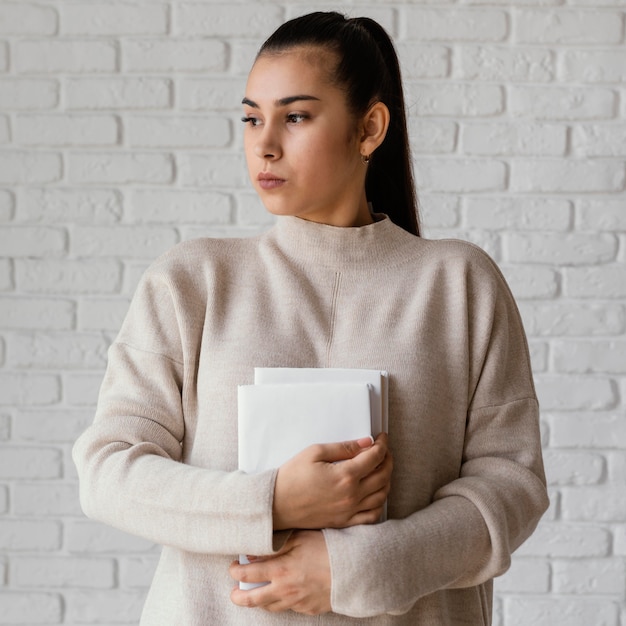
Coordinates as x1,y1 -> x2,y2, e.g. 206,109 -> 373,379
229,530 -> 332,615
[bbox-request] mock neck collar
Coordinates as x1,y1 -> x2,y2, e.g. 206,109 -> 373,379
267,214 -> 421,272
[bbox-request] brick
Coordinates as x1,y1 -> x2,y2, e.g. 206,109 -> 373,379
0,79 -> 58,110
78,298 -> 130,331
65,589 -> 146,623
494,559 -> 550,593
128,189 -> 231,224
124,39 -> 226,72
176,3 -> 283,37
405,8 -> 508,42
0,4 -> 57,35
0,189 -> 14,221
465,197 -> 571,231
0,485 -> 7,513
535,376 -> 616,410
123,261 -> 151,295
0,227 -> 66,257
518,302 -> 625,336
549,413 -> 626,448
504,597 -> 619,626
64,373 -> 104,406
14,483 -> 82,516
16,259 -> 121,294
179,78 -> 248,111
415,159 -> 506,192
572,124 -> 626,157
553,558 -> 626,595
14,114 -> 119,147
0,414 -> 9,440
462,122 -> 566,156
561,49 -> 626,83
430,228 -> 501,260
8,332 -> 109,369
564,266 -> 626,298
562,487 -> 626,522
499,265 -> 559,299
511,159 -> 625,193
12,556 -> 115,588
62,3 -> 168,35
0,520 -> 61,551
0,592 -> 62,624
409,119 -> 457,154
179,153 -> 248,188
0,446 -> 62,479
515,9 -> 622,44
14,40 -> 117,73
17,188 -> 123,224
66,78 -> 172,110
397,44 -> 451,79
72,225 -> 177,258
0,152 -> 61,184
517,522 -> 610,558
509,86 -> 616,120
230,40 -> 263,75
527,341 -> 548,373
127,115 -> 230,148
0,373 -> 59,405
0,297 -> 74,330
67,152 -> 174,184
554,340 -> 626,374
504,232 -> 617,265
457,45 -> 555,82
0,41 -> 7,72
0,114 -> 9,143
15,409 -> 93,443
578,198 -> 626,231
419,195 -> 460,230
237,193 -> 276,227
0,259 -> 13,291
119,556 -> 159,588
66,520 -> 155,553
543,450 -> 604,486
406,83 -> 504,116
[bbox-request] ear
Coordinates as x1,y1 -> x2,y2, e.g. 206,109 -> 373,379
359,101 -> 390,158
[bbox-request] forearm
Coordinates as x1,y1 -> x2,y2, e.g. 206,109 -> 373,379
323,459 -> 548,618
73,418 -> 283,556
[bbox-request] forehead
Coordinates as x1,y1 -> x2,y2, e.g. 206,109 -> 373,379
246,46 -> 340,98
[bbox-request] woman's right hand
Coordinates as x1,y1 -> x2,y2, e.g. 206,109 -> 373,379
272,432 -> 392,530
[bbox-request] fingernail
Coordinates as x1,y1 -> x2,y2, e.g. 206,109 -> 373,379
357,436 -> 375,448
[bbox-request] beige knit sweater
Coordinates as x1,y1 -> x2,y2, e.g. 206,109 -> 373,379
73,215 -> 548,625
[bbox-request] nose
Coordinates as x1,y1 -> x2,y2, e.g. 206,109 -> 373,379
254,125 -> 281,160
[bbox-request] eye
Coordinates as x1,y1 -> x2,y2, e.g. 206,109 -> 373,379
241,116 -> 262,127
286,113 -> 309,124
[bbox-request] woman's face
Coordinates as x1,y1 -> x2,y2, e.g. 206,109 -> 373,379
242,47 -> 372,228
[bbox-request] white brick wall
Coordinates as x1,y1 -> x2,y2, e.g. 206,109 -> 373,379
0,1 -> 624,624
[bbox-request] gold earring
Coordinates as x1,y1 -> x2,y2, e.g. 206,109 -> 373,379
361,153 -> 371,165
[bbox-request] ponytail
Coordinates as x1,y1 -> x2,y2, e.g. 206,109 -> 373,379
258,12 -> 420,236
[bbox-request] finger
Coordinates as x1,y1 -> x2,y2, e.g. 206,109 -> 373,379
308,436 -> 374,463
339,439 -> 387,479
229,560 -> 272,585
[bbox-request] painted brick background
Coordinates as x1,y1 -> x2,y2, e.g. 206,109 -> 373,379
0,1 -> 624,624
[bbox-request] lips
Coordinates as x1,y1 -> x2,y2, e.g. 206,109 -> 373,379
257,172 -> 286,190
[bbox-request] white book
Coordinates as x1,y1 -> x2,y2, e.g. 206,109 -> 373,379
238,382 -> 373,473
237,379 -> 373,589
254,367 -> 388,437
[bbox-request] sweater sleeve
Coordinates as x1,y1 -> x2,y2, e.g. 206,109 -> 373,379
72,260 -> 286,557
322,250 -> 549,618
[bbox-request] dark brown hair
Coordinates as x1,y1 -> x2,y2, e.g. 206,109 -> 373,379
259,11 -> 420,236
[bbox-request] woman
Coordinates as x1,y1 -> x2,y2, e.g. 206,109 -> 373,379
73,12 -> 548,624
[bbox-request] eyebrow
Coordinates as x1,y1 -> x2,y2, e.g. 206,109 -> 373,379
241,95 -> 320,108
